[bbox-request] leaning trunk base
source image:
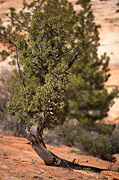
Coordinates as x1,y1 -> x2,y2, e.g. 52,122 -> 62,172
25,125 -> 107,173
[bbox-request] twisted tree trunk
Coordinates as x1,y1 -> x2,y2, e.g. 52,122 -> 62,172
25,124 -> 107,172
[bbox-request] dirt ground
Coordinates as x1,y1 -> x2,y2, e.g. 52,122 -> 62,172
0,134 -> 119,180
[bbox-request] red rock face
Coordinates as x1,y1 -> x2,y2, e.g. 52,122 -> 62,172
91,0 -> 119,125
0,0 -> 119,124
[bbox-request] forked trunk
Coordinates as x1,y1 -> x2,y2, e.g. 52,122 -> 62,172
25,124 -> 107,172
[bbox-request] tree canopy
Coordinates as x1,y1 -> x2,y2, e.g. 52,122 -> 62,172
0,0 -> 118,127
68,0 -> 119,125
0,0 -> 80,128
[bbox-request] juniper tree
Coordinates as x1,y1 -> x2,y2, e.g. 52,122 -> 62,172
69,0 -> 119,125
0,0 -> 91,170
0,0 -> 118,171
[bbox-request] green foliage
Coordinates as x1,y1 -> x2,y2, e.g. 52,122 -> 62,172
58,121 -> 78,146
0,111 -> 5,122
0,0 -> 78,128
110,125 -> 119,153
0,0 -> 118,130
7,14 -> 69,127
76,0 -> 91,5
0,69 -> 11,118
0,50 -> 10,61
69,149 -> 83,155
69,0 -> 119,125
32,159 -> 37,164
83,167 -> 91,171
44,121 -> 78,146
72,158 -> 76,164
93,123 -> 115,135
45,121 -> 116,160
76,131 -> 115,158
80,122 -> 116,135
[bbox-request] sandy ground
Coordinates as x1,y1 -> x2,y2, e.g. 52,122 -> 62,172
0,134 -> 119,180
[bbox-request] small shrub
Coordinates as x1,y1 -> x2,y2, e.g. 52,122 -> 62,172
3,152 -> 9,156
69,149 -> 83,155
83,167 -> 91,171
59,121 -> 78,146
93,123 -> 115,135
44,126 -> 63,146
32,159 -> 37,164
44,121 -> 87,147
72,158 -> 76,164
0,115 -> 26,137
110,125 -> 119,153
76,131 -> 115,160
81,123 -> 115,135
0,111 -> 6,123
44,121 -> 78,147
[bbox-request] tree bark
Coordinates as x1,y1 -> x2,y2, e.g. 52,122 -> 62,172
25,124 -> 107,173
